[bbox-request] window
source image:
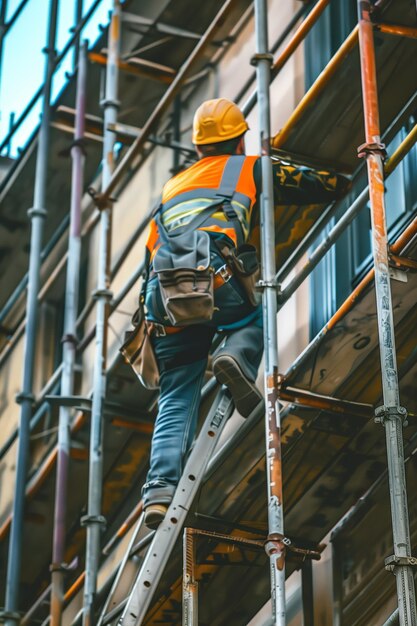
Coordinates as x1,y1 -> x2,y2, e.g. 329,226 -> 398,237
305,1 -> 417,337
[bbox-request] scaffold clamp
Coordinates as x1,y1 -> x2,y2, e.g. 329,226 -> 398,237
250,52 -> 274,67
61,332 -> 78,346
374,405 -> 408,426
256,278 -> 278,290
49,559 -> 78,573
92,288 -> 113,301
0,610 -> 21,622
264,532 -> 291,556
357,141 -> 387,160
15,391 -> 35,405
385,554 -> 417,572
27,206 -> 47,219
80,514 -> 107,530
87,186 -> 115,210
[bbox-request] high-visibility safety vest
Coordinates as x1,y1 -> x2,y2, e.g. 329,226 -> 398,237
145,155 -> 258,262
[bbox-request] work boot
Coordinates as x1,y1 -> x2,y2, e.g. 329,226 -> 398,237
144,503 -> 168,530
212,325 -> 264,418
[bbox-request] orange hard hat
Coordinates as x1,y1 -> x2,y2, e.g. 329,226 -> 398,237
192,98 -> 249,145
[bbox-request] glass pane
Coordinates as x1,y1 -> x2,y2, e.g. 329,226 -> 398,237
385,131 -> 406,229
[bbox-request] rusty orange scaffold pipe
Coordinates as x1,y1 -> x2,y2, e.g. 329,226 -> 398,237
357,2 -> 417,625
102,501 -> 143,555
385,122 -> 417,176
273,25 -> 359,148
375,23 -> 417,39
272,0 -> 331,76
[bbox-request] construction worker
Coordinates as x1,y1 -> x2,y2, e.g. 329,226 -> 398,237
141,98 -> 349,528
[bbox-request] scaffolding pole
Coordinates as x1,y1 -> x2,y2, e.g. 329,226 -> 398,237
1,2 -> 59,624
253,0 -> 285,624
50,39 -> 88,626
357,2 -> 417,625
81,2 -> 120,625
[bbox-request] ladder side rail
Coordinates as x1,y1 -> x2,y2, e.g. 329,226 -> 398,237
119,389 -> 234,626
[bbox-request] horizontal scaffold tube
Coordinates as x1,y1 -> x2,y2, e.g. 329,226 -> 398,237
273,25 -> 359,148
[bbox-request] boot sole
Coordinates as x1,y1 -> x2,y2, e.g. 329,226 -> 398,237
213,355 -> 263,418
144,504 -> 168,530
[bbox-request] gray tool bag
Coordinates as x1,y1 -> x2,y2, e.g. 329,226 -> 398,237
153,155 -> 249,326
153,211 -> 215,326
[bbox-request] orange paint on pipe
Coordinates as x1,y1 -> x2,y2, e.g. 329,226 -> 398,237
64,572 -> 85,602
273,25 -> 359,148
272,0 -> 331,76
376,23 -> 417,39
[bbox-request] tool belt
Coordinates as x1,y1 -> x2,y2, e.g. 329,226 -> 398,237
119,259 -> 237,388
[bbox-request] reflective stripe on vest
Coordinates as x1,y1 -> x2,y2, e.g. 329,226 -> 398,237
160,155 -> 257,242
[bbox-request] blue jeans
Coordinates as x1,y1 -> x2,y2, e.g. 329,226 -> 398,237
142,251 -> 263,507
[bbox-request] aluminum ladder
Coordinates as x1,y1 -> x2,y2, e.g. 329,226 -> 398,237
96,386 -> 234,626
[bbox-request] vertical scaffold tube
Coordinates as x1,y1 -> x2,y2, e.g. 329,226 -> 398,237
82,3 -> 120,625
2,2 -> 59,625
50,39 -> 88,626
357,3 -> 417,625
253,1 -> 285,625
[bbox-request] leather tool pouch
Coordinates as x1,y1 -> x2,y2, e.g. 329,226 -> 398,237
120,306 -> 159,389
218,242 -> 261,307
153,214 -> 214,326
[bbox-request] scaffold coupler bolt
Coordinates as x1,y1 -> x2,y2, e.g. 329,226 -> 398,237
357,141 -> 387,160
256,278 -> 278,290
80,514 -> 106,530
374,405 -> 408,426
264,532 -> 291,557
250,52 -> 274,67
385,554 -> 417,572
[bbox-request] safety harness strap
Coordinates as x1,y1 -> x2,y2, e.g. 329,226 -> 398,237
158,155 -> 247,244
216,155 -> 246,204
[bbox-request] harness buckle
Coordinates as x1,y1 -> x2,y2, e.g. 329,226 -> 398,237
152,323 -> 166,337
217,264 -> 232,283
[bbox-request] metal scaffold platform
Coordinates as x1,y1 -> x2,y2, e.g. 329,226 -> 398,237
0,0 -> 417,624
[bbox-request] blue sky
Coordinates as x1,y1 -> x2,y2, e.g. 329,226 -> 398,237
0,0 -> 113,157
